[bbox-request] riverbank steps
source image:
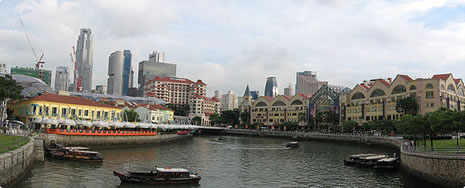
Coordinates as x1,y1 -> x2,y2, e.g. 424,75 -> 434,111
0,137 -> 35,187
43,133 -> 191,146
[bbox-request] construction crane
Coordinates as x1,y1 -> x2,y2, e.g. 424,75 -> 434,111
18,18 -> 46,80
70,46 -> 82,92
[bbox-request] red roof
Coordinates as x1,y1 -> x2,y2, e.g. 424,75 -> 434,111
281,95 -> 291,100
455,79 -> 462,85
138,104 -> 174,111
191,95 -> 219,102
146,77 -> 206,85
26,93 -> 121,109
376,79 -> 391,87
296,93 -> 311,98
263,96 -> 273,101
432,73 -> 452,80
398,74 -> 413,81
360,83 -> 370,90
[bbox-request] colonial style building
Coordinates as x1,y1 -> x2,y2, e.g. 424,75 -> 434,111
134,104 -> 174,124
8,93 -> 123,125
340,73 -> 465,123
250,94 -> 310,126
144,77 -> 206,106
188,95 -> 221,126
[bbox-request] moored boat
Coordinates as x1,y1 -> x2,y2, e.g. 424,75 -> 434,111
344,154 -> 388,167
46,144 -> 103,163
344,153 -> 378,165
286,141 -> 301,148
373,157 -> 400,170
113,167 -> 201,185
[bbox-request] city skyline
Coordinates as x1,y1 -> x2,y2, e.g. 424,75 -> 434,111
1,0 -> 465,96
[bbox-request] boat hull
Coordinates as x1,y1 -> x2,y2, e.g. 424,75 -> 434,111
46,128 -> 157,136
113,171 -> 201,185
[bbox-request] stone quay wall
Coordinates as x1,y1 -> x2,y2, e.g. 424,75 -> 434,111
0,137 -> 35,187
222,129 -> 302,138
302,132 -> 465,188
43,133 -> 190,146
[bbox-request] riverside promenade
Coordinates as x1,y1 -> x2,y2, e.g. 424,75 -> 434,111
221,129 -> 465,187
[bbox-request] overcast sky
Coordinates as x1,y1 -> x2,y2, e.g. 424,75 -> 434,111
1,0 -> 465,97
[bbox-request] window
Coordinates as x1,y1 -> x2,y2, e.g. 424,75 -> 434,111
351,92 -> 365,100
45,106 -> 49,116
52,107 -> 58,116
97,111 -> 101,118
426,83 -> 433,89
448,84 -> 456,93
426,91 -> 434,99
78,110 -> 82,116
71,109 -> 76,116
62,108 -> 67,117
391,85 -> 406,94
410,85 -> 416,90
370,89 -> 386,97
84,110 -> 89,116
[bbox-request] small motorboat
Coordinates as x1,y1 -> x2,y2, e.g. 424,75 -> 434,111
286,141 -> 301,148
113,167 -> 201,185
344,153 -> 378,166
373,157 -> 400,170
344,154 -> 388,167
46,144 -> 103,163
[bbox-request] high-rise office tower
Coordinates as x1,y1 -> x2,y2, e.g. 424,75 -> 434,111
122,50 -> 133,96
264,77 -> 278,97
295,71 -> 327,96
221,91 -> 238,111
75,28 -> 94,92
107,51 -> 124,96
55,66 -> 70,91
138,51 -> 176,96
284,83 -> 294,96
250,90 -> 259,100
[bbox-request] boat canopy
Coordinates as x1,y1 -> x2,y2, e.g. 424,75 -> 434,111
59,119 -> 76,126
360,155 -> 387,160
156,168 -> 190,173
377,157 -> 398,162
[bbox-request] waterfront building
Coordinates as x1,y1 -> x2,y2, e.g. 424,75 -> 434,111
239,85 -> 253,124
250,90 -> 259,100
95,85 -> 107,94
340,73 -> 465,123
133,104 -> 174,124
264,77 -> 278,97
188,95 -> 221,126
75,28 -> 94,92
138,51 -> 176,96
144,77 -> 206,107
296,71 -> 328,96
54,66 -> 70,91
8,93 -> 123,125
284,83 -> 294,96
11,66 -> 52,86
107,50 -> 132,96
221,90 -> 238,111
0,63 -> 7,74
250,94 -> 310,127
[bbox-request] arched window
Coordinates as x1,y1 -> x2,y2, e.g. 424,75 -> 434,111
256,102 -> 267,107
409,85 -> 416,90
291,100 -> 303,105
391,85 -> 406,94
441,85 -> 445,90
426,83 -> 433,89
448,84 -> 456,93
351,92 -> 365,100
272,101 -> 286,106
370,89 -> 386,97
458,87 -> 464,97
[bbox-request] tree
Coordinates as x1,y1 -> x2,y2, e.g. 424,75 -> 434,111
342,120 -> 358,133
166,104 -> 190,116
240,112 -> 250,125
209,113 -> 223,126
282,121 -> 298,131
221,109 -> 240,126
192,116 -> 202,125
122,109 -> 140,122
0,75 -> 24,122
396,96 -> 418,115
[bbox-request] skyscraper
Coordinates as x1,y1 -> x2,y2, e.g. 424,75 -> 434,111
250,90 -> 259,100
74,28 -> 94,92
55,66 -> 70,91
284,83 -> 294,96
107,51 -> 124,96
122,50 -> 133,96
264,77 -> 278,97
221,91 -> 238,111
295,71 -> 327,96
138,51 -> 176,96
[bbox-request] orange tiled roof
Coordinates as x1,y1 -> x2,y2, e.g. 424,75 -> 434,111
432,73 -> 452,80
191,95 -> 219,102
26,93 -> 121,109
146,77 -> 206,85
360,83 -> 370,90
455,79 -> 462,85
398,74 -> 413,81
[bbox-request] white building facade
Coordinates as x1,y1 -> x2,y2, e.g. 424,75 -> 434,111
221,91 -> 238,111
54,66 -> 70,91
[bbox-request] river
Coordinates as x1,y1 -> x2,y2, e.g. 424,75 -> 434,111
16,136 -> 437,187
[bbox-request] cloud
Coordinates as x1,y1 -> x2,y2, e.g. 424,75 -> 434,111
1,0 -> 465,97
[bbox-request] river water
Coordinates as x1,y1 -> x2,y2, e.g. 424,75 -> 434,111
17,136 -> 437,188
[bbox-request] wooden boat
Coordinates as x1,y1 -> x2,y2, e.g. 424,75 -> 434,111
344,154 -> 388,167
286,141 -> 301,148
373,157 -> 400,170
113,167 -> 201,185
46,128 -> 157,136
176,130 -> 191,135
46,144 -> 103,163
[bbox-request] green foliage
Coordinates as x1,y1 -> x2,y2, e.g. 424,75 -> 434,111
0,75 -> 24,101
221,109 -> 240,126
209,113 -> 223,126
240,111 -> 250,124
192,116 -> 202,125
166,104 -> 190,116
281,121 -> 299,131
122,109 -> 140,122
342,120 -> 358,133
395,96 -> 418,115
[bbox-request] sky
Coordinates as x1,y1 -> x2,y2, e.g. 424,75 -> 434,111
1,0 -> 465,97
